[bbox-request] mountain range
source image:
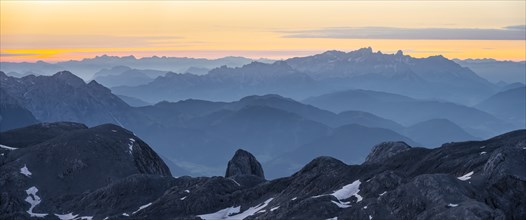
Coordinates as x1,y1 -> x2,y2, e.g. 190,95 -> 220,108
1,70 -> 508,177
1,55 -> 270,80
109,48 -> 502,104
1,122 -> 524,219
5,48 -> 522,106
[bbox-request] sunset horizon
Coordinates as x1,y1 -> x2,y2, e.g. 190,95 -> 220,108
1,1 -> 525,62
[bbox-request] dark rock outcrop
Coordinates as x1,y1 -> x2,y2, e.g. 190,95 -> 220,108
225,149 -> 265,179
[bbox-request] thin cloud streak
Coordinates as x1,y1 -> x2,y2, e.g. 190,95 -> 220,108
281,26 -> 526,40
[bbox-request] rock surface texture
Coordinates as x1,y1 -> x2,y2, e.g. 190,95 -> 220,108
0,122 -> 524,220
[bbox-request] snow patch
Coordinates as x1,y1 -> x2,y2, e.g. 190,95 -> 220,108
447,203 -> 459,207
132,202 -> 152,215
55,213 -> 78,220
326,217 -> 338,220
270,206 -> 279,211
331,180 -> 362,202
480,146 -> 486,149
363,206 -> 368,209
111,130 -> 117,133
25,186 -> 47,217
198,206 -> 241,220
229,198 -> 273,219
184,189 -> 190,193
369,215 -> 373,220
180,196 -> 187,200
480,151 -> 487,155
311,194 -> 327,199
198,198 -> 274,220
379,191 -> 387,196
20,164 -> 32,177
291,197 -> 297,201
122,213 -> 129,216
54,213 -> 92,220
0,144 -> 17,150
458,171 -> 474,181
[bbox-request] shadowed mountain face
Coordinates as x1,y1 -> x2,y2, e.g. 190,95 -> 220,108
1,123 -> 524,220
0,87 -> 39,131
0,71 -> 132,127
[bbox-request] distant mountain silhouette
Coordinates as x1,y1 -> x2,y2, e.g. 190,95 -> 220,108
286,48 -> 497,104
267,124 -> 418,177
475,86 -> 526,128
0,55 -> 262,80
404,118 -> 479,147
453,58 -> 526,84
92,66 -> 166,87
113,61 -> 317,103
303,89 -> 511,138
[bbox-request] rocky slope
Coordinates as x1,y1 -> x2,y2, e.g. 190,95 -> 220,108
0,122 -> 524,219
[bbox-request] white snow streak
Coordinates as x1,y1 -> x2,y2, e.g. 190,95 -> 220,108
20,164 -> 32,177
128,138 -> 135,155
132,202 -> 152,215
458,171 -> 474,181
379,191 -> 387,196
180,196 -> 187,200
229,178 -> 241,186
25,186 -> 47,217
331,200 -> 351,208
270,206 -> 279,211
447,203 -> 459,207
480,151 -> 487,155
291,197 -> 297,201
0,144 -> 17,150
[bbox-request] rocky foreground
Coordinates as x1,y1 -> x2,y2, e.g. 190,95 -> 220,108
0,122 -> 525,220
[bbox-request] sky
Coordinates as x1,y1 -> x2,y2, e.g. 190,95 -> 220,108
1,1 -> 525,62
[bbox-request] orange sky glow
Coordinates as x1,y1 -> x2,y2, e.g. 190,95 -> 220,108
1,1 -> 525,62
